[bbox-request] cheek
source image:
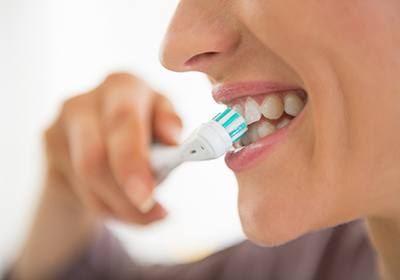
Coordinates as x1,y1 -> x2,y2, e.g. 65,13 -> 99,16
234,0 -> 400,245
233,117 -> 318,245
237,0 -> 320,53
233,108 -> 363,246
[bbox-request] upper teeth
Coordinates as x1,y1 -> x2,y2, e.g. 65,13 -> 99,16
234,92 -> 305,125
260,94 -> 284,120
244,97 -> 262,124
232,104 -> 244,117
284,92 -> 304,117
231,91 -> 306,148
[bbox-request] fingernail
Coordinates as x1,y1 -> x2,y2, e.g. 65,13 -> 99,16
125,176 -> 154,213
140,195 -> 156,213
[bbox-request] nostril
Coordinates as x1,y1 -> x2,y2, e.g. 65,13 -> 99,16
184,52 -> 219,67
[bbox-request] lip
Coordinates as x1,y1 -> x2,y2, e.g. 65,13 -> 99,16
212,80 -> 302,104
225,101 -> 306,172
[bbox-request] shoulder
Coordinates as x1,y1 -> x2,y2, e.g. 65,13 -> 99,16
220,220 -> 378,280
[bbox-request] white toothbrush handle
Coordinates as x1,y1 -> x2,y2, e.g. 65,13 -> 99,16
150,144 -> 183,183
150,121 -> 235,182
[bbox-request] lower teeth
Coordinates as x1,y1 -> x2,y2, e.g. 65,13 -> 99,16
234,115 -> 294,150
276,117 -> 291,129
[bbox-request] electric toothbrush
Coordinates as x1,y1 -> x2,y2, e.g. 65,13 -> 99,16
150,107 -> 248,181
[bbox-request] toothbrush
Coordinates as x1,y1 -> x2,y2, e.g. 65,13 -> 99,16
150,107 -> 248,182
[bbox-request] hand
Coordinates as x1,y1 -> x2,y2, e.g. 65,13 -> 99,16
43,72 -> 182,225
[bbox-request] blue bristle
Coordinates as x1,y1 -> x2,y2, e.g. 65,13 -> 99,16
222,112 -> 239,128
230,123 -> 247,142
214,108 -> 231,122
213,107 -> 247,142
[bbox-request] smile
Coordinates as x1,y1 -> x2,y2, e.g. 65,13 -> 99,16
212,81 -> 307,171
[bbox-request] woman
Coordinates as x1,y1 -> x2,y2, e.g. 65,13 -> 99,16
7,0 -> 400,279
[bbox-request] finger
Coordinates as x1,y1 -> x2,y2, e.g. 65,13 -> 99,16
91,167 -> 166,224
100,75 -> 157,213
63,94 -> 163,222
152,93 -> 183,146
88,176 -> 168,224
117,201 -> 168,225
74,179 -> 110,216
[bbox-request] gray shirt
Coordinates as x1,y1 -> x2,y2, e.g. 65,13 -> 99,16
50,220 -> 378,280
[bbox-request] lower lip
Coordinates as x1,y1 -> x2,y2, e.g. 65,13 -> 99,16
225,108 -> 306,172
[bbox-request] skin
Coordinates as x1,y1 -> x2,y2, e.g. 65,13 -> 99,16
13,74 -> 183,279
168,0 -> 400,242
12,0 -> 400,279
162,0 -> 400,277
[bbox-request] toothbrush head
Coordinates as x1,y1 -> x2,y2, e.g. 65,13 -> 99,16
181,107 -> 248,161
212,107 -> 248,143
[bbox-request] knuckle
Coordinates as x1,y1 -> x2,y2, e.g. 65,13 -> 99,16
42,124 -> 65,158
61,96 -> 78,113
101,72 -> 153,100
60,94 -> 88,116
74,143 -> 106,177
104,104 -> 137,132
103,72 -> 139,88
43,125 -> 56,146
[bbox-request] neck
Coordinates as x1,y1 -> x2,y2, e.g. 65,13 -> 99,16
366,212 -> 400,280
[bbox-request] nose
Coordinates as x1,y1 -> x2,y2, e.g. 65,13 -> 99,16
160,1 -> 240,75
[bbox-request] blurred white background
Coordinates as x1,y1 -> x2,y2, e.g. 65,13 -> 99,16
0,0 -> 245,273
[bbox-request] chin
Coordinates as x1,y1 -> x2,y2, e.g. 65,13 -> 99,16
236,172 -> 361,247
236,174 -> 322,247
238,200 -> 309,247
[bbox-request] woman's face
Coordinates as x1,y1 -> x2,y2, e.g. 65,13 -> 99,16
161,0 -> 400,245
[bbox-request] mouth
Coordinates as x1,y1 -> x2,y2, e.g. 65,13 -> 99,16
212,81 -> 307,171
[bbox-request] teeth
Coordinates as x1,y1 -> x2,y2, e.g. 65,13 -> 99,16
244,97 -> 261,124
276,117 -> 291,129
232,104 -> 244,117
247,126 -> 259,143
236,120 -> 276,148
256,120 -> 276,138
240,134 -> 252,146
260,94 -> 284,120
284,92 -> 304,117
229,91 -> 305,149
233,141 -> 243,149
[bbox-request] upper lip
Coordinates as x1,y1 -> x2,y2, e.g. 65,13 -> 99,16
212,81 -> 302,104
